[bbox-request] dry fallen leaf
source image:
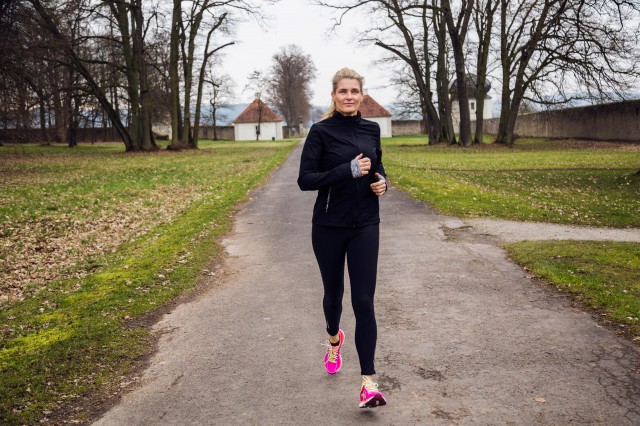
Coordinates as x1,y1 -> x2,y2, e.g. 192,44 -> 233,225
534,397 -> 546,403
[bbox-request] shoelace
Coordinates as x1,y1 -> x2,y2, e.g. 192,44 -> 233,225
362,377 -> 379,393
324,341 -> 340,363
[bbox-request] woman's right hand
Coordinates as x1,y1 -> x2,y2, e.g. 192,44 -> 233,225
355,153 -> 371,175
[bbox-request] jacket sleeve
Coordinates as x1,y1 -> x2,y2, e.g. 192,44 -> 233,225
297,126 -> 353,191
373,125 -> 387,180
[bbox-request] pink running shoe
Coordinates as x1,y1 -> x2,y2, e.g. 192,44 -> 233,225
359,377 -> 387,408
324,329 -> 345,374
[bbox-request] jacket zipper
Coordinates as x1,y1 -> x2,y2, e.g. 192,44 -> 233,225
325,186 -> 332,213
352,125 -> 360,227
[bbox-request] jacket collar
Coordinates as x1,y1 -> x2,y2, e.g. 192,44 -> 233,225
332,110 -> 362,124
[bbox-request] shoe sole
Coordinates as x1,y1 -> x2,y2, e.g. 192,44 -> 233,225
359,394 -> 387,408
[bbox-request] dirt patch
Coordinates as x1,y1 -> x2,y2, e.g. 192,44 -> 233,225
550,139 -> 640,151
442,225 -> 502,245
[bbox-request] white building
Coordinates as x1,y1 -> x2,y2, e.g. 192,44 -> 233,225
232,99 -> 283,141
360,93 -> 393,138
450,77 -> 493,133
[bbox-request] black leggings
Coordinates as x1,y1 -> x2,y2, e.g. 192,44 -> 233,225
311,223 -> 379,376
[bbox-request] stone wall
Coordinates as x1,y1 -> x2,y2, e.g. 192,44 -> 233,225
197,125 -> 235,140
391,120 -> 425,136
479,100 -> 640,141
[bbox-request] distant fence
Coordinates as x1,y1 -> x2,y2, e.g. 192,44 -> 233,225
391,120 -> 425,136
0,127 -> 120,143
479,99 -> 640,142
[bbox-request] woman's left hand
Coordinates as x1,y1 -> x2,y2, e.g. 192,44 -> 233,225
370,173 -> 387,196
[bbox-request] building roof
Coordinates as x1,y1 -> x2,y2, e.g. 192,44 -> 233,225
233,99 -> 283,123
360,94 -> 392,118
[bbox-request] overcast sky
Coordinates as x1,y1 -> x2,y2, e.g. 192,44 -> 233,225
222,0 -> 396,107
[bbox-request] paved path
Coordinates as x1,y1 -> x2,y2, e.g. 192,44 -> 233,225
95,142 -> 640,425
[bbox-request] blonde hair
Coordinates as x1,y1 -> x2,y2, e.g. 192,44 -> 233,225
320,68 -> 365,120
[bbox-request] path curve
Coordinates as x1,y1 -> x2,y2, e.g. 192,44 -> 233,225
94,142 -> 640,425
444,218 -> 640,243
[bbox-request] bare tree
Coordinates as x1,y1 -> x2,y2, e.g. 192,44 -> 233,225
29,0 -> 148,150
168,0 -> 274,149
267,44 -> 316,135
441,0 -> 474,147
99,0 -> 158,151
146,25 -> 172,131
204,71 -> 235,140
4,0 -> 274,151
471,0 -> 499,144
317,1 -> 440,143
495,0 -> 640,144
244,69 -> 268,141
433,3 -> 456,144
192,10 -> 234,148
176,1 -> 228,149
388,65 -> 424,119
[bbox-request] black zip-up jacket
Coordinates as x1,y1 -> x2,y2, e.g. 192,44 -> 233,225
298,111 -> 387,228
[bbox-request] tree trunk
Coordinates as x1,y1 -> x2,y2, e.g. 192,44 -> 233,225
133,0 -> 156,151
52,69 -> 65,143
495,0 -> 511,145
212,105 -> 218,140
193,83 -> 203,148
168,0 -> 184,149
442,0 -> 472,147
68,98 -> 78,148
435,5 -> 456,145
474,0 -> 496,145
66,59 -> 77,147
502,85 -> 526,145
39,98 -> 49,143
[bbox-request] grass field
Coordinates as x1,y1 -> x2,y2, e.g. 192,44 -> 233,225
0,140 -> 297,424
383,136 -> 640,227
384,136 -> 640,340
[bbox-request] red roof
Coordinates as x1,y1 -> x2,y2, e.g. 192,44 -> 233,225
360,94 -> 392,118
233,99 -> 283,123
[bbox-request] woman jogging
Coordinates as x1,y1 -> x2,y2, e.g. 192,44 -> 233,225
297,67 -> 388,408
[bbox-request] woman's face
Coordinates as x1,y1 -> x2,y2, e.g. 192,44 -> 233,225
332,78 -> 363,116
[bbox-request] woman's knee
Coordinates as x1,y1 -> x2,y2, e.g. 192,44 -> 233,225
323,295 -> 343,311
351,295 -> 375,319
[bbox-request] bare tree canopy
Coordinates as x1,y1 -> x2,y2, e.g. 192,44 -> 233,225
495,0 -> 640,144
267,44 -> 316,133
0,0 -> 275,150
204,70 -> 235,140
316,0 -> 640,146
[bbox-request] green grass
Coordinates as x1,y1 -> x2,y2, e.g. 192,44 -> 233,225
505,241 -> 640,337
385,135 -> 640,342
383,136 -> 640,227
0,139 -> 297,424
